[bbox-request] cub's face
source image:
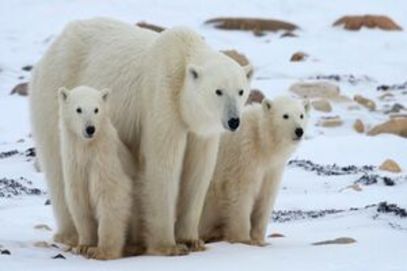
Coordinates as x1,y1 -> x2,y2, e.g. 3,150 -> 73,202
180,55 -> 252,135
58,86 -> 110,140
262,96 -> 310,144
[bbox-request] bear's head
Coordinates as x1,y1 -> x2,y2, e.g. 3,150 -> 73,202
180,53 -> 252,135
58,86 -> 110,140
261,96 -> 310,146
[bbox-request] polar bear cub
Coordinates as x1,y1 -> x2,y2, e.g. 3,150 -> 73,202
200,95 -> 309,245
58,85 -> 135,260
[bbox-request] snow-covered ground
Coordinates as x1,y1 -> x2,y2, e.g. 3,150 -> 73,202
1,1 -> 406,270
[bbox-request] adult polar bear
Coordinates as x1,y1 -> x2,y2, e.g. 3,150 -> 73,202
30,18 -> 251,256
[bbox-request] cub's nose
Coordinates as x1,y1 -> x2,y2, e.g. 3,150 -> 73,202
227,118 -> 240,131
86,126 -> 96,137
295,127 -> 304,138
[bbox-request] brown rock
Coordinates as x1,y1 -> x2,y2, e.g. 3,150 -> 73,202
367,118 -> 407,138
339,183 -> 363,192
311,99 -> 332,112
378,92 -> 394,101
390,114 -> 407,119
347,105 -> 361,111
34,241 -> 52,248
280,31 -> 298,38
312,237 -> 356,246
349,184 -> 363,192
136,21 -> 165,32
317,116 -> 343,127
354,95 -> 376,111
10,82 -> 28,96
34,224 -> 52,231
205,17 -> 299,33
245,89 -> 265,105
221,50 -> 250,66
268,233 -> 286,238
353,119 -> 365,133
331,95 -> 353,103
333,15 -> 402,31
290,51 -> 309,62
384,103 -> 405,114
289,82 -> 340,99
253,29 -> 267,37
379,159 -> 402,173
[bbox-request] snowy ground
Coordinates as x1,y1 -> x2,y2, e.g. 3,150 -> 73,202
1,1 -> 406,270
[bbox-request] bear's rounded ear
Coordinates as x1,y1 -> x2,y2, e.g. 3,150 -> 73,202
303,99 -> 311,113
262,98 -> 272,112
187,64 -> 202,80
100,88 -> 111,101
243,64 -> 254,81
58,87 -> 69,102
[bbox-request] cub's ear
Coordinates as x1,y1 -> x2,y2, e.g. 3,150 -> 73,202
58,87 -> 69,102
303,99 -> 311,113
100,88 -> 111,101
262,98 -> 272,112
243,64 -> 254,81
187,64 -> 202,80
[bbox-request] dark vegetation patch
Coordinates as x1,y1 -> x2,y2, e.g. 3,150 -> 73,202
0,148 -> 35,159
51,253 -> 66,259
309,74 -> 375,85
273,202 -> 407,223
288,159 -> 375,176
377,81 -> 407,91
355,174 -> 396,186
0,249 -> 11,255
0,150 -> 19,159
377,202 -> 407,218
0,177 -> 44,198
21,65 -> 33,72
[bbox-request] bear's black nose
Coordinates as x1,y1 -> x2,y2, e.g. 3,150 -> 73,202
228,118 -> 240,131
86,126 -> 96,137
295,127 -> 304,138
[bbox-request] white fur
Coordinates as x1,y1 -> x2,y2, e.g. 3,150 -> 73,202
200,96 -> 309,245
29,17 -> 251,255
58,86 -> 135,260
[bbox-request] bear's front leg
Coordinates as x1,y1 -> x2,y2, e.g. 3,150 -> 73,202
250,168 -> 283,246
176,133 -> 220,252
224,191 -> 255,245
142,125 -> 189,256
64,172 -> 97,255
87,172 -> 132,260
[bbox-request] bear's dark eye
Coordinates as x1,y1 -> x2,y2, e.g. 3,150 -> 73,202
76,108 -> 82,114
300,114 -> 304,119
283,114 -> 289,119
238,89 -> 244,96
215,89 -> 223,96
94,108 -> 99,114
